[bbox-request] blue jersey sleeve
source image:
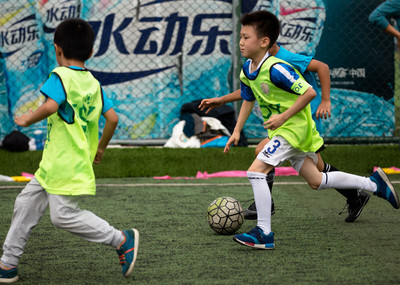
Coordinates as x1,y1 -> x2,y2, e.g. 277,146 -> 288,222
240,81 -> 256,101
270,63 -> 301,93
41,73 -> 113,116
101,87 -> 114,114
271,63 -> 311,95
40,73 -> 65,105
275,46 -> 320,113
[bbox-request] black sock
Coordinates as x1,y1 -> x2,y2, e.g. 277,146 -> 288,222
323,162 -> 358,201
323,163 -> 339,172
267,169 -> 275,193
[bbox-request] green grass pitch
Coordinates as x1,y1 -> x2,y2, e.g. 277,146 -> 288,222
1,175 -> 399,284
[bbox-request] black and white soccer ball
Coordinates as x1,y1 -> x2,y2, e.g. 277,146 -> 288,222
207,196 -> 244,235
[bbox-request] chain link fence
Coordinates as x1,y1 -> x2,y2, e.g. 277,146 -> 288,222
0,0 -> 398,146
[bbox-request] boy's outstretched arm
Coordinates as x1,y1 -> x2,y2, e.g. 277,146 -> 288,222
14,98 -> 58,127
94,108 -> 119,164
307,59 -> 331,119
224,99 -> 254,153
264,87 -> 316,130
198,89 -> 242,114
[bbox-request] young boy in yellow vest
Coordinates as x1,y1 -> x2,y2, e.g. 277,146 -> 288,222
0,18 -> 138,283
225,10 -> 399,249
199,43 -> 370,223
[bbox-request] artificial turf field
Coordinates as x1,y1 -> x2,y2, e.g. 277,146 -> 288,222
1,175 -> 399,284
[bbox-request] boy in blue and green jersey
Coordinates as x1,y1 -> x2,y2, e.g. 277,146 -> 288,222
224,10 -> 399,250
199,43 -> 370,223
0,19 -> 138,283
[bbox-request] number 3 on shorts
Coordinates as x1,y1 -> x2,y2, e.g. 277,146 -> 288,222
267,139 -> 281,154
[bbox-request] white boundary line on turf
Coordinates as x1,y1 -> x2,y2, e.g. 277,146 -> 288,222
96,182 -> 307,187
1,181 -> 400,189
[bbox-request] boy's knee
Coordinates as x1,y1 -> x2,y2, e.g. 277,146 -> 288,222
308,182 -> 320,190
50,209 -> 71,228
50,212 -> 63,228
306,175 -> 323,190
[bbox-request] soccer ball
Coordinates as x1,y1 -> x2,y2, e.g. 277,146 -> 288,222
207,197 -> 244,235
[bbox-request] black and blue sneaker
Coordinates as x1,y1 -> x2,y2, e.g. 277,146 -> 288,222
116,229 -> 139,277
0,262 -> 18,283
343,190 -> 370,223
370,168 -> 399,209
233,226 -> 274,249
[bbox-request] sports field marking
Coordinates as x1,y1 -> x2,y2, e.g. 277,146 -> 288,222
96,182 -> 307,187
1,181 -> 400,189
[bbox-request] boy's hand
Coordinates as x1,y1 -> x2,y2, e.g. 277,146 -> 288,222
224,132 -> 240,153
94,148 -> 104,164
14,109 -> 33,127
315,100 -> 331,119
264,114 -> 286,130
198,98 -> 224,114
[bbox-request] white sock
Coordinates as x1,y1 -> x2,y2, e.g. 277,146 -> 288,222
247,171 -> 271,234
115,231 -> 125,249
318,171 -> 377,192
0,260 -> 16,269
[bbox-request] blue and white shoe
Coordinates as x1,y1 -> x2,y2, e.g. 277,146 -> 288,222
116,229 -> 139,277
0,262 -> 18,283
233,226 -> 275,249
370,168 -> 399,209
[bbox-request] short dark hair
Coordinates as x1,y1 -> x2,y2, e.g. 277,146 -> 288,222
240,11 -> 280,48
54,18 -> 94,62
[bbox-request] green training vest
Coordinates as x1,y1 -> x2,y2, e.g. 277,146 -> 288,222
240,56 -> 323,153
35,66 -> 103,195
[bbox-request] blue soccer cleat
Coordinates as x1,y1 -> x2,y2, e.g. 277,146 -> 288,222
116,229 -> 139,277
0,262 -> 18,283
233,226 -> 275,249
370,167 -> 399,209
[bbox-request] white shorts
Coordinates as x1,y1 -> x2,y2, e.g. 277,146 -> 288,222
256,136 -> 318,173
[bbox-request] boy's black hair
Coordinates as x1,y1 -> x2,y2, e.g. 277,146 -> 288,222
54,18 -> 94,62
240,11 -> 280,48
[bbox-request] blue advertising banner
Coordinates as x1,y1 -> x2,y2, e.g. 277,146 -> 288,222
0,0 -> 233,141
82,0 -> 233,140
0,0 -> 49,139
316,0 -> 395,137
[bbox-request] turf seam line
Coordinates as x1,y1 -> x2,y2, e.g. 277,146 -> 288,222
96,182 -> 307,187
